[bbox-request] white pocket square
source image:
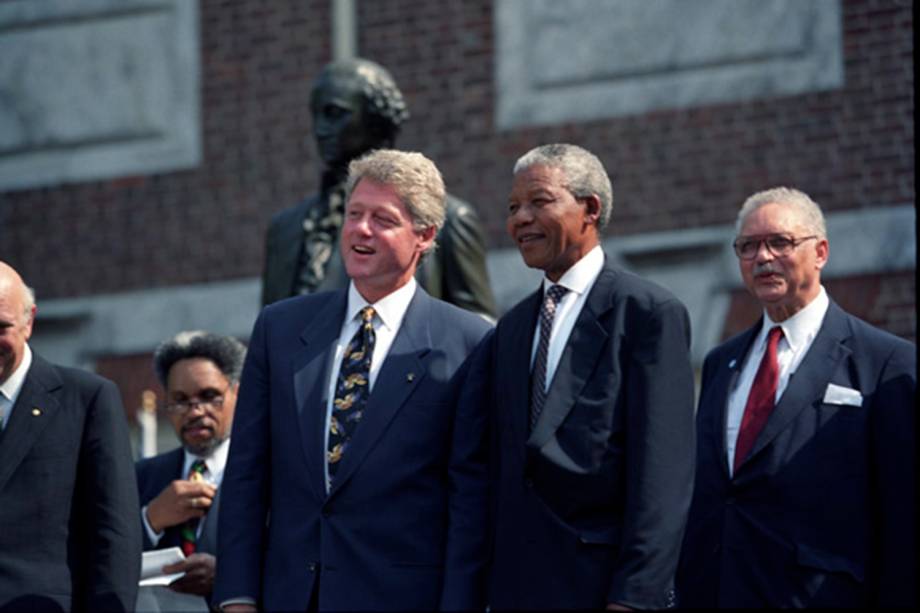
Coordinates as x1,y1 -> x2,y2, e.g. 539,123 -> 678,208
823,383 -> 863,407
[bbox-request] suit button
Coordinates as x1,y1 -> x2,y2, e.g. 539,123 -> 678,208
524,478 -> 534,488
322,509 -> 330,517
725,497 -> 735,505
308,562 -> 317,572
712,543 -> 721,553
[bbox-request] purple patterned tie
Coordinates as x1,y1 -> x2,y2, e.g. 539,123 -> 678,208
531,285 -> 569,429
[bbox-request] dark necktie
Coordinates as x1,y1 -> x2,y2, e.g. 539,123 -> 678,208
327,306 -> 376,479
734,326 -> 784,472
530,285 -> 569,430
180,459 -> 207,556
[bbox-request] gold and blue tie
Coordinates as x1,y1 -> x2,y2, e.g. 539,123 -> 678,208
327,306 -> 376,479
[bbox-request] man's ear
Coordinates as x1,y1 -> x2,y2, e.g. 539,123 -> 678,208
417,225 -> 437,254
581,194 -> 602,226
814,237 -> 829,270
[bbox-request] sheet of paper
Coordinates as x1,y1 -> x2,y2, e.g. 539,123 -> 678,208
139,547 -> 186,587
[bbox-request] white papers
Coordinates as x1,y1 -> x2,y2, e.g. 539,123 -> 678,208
139,547 -> 186,587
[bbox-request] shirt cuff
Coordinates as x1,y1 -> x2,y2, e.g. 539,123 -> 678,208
141,505 -> 164,546
219,597 -> 258,609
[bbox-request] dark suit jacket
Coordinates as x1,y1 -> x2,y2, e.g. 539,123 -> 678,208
261,193 -> 498,318
135,447 -> 221,555
487,260 -> 696,610
214,287 -> 491,611
0,354 -> 141,612
677,300 -> 916,608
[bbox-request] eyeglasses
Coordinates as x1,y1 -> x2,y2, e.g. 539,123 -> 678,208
163,387 -> 230,415
732,234 -> 818,260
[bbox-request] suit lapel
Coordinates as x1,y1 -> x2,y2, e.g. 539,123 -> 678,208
710,326 -> 759,480
741,301 -> 852,471
327,289 -> 430,499
293,291 -> 347,501
529,267 -> 616,449
503,289 -> 542,450
0,356 -> 62,493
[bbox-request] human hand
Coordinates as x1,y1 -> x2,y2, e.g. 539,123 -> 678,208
164,553 -> 216,596
606,603 -> 633,611
145,479 -> 216,532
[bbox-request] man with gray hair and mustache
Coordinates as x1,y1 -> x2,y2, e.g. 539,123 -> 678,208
135,330 -> 246,609
677,187 -> 916,607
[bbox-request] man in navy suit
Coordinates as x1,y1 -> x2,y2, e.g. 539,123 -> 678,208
135,331 -> 246,609
0,261 -> 141,612
215,149 -> 491,611
486,144 -> 696,610
677,187 -> 916,607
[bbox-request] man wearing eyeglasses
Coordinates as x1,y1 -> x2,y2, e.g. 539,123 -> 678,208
677,187 -> 916,608
135,331 -> 246,610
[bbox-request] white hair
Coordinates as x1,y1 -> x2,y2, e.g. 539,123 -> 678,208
736,186 -> 827,238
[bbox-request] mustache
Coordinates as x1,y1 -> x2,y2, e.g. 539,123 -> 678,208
753,263 -> 779,276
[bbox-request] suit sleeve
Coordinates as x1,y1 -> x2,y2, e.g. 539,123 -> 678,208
440,328 -> 493,611
608,298 -> 696,609
871,341 -> 916,607
214,310 -> 273,605
78,379 -> 142,612
439,199 -> 498,320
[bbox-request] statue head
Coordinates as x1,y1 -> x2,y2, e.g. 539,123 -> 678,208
310,58 -> 410,170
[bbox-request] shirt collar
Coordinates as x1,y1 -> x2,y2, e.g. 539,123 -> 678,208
183,437 -> 231,479
542,245 -> 604,296
0,343 -> 32,404
346,277 -> 417,332
761,285 -> 830,351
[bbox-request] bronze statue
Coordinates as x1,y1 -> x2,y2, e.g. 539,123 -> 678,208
261,58 -> 497,318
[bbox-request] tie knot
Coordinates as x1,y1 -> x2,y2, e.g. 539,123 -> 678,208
767,326 -> 784,346
359,306 -> 376,324
546,284 -> 568,305
189,459 -> 207,478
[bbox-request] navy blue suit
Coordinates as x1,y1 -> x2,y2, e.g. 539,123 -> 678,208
677,300 -> 916,607
0,355 -> 141,612
214,287 -> 491,611
487,261 -> 696,610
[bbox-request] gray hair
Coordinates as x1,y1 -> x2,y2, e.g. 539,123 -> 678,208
345,149 -> 446,251
736,186 -> 827,238
22,284 -> 35,324
153,331 -> 247,388
513,143 -> 613,229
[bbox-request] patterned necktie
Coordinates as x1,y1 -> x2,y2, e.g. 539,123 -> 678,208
530,285 -> 569,430
734,326 -> 784,472
327,306 -> 376,479
180,459 -> 208,556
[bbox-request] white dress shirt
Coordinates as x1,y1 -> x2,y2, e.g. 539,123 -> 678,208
725,286 -> 830,475
323,278 -> 417,491
529,245 -> 605,391
0,343 -> 32,430
142,437 -> 231,546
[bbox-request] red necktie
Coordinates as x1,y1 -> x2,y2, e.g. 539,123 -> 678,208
734,326 -> 784,472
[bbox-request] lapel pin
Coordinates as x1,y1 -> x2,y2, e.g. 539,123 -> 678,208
32,408 -> 42,416
728,359 -> 737,369
406,373 -> 415,382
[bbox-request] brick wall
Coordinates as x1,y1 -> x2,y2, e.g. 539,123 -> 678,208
0,0 -> 913,307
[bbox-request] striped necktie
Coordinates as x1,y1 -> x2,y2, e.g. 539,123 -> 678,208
180,459 -> 207,556
531,285 -> 569,430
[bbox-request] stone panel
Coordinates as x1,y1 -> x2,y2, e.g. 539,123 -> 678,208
495,0 -> 843,128
0,0 -> 200,191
